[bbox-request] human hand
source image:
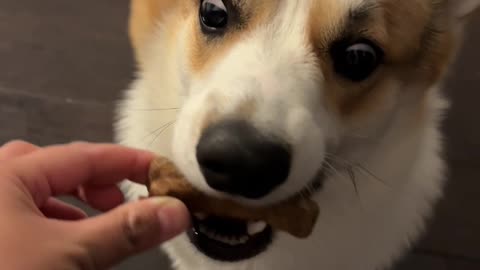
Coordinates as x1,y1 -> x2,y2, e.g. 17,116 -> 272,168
0,141 -> 190,270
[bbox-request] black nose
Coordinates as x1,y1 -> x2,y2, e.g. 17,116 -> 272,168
196,120 -> 291,199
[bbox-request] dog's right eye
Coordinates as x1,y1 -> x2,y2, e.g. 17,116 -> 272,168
330,39 -> 384,82
200,0 -> 228,33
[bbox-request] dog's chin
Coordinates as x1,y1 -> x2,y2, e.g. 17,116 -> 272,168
185,168 -> 326,262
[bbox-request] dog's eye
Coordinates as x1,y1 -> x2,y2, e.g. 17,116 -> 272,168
200,0 -> 228,33
331,40 -> 384,82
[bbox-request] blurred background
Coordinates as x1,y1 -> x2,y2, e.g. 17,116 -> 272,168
0,1 -> 478,269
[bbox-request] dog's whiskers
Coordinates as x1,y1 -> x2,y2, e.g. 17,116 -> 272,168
325,154 -> 366,208
141,121 -> 175,142
148,121 -> 176,147
322,161 -> 339,182
354,163 -> 390,187
298,160 -> 336,198
325,154 -> 390,188
130,107 -> 180,111
346,166 -> 359,197
323,159 -> 359,197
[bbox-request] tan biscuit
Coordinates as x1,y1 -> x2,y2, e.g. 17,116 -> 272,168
147,157 -> 319,238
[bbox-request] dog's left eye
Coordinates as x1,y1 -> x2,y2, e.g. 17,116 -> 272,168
331,40 -> 384,82
200,0 -> 228,33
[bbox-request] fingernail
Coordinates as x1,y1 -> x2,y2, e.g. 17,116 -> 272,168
152,198 -> 190,240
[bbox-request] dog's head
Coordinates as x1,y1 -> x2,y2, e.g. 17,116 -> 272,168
126,0 -> 478,267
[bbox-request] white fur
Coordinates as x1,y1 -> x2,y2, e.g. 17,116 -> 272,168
114,0 -> 477,269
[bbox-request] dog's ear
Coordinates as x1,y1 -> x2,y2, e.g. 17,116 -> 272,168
451,0 -> 480,20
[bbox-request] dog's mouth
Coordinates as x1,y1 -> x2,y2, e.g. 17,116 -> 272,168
187,214 -> 273,262
185,168 -> 327,262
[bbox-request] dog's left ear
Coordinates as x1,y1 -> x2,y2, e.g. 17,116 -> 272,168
452,0 -> 480,20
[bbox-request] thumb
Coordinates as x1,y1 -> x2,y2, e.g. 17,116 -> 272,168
73,197 -> 190,269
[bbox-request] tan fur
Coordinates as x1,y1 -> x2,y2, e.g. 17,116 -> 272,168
197,95 -> 258,137
129,0 -> 191,65
379,0 -> 433,61
187,22 -> 244,75
127,0 -> 461,160
306,0 -> 457,122
308,0 -> 350,48
127,0 -> 460,138
187,1 -> 275,75
234,95 -> 258,119
129,0 -> 165,58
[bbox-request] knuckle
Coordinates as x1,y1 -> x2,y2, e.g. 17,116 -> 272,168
63,244 -> 96,270
122,208 -> 155,251
2,140 -> 35,150
123,211 -> 143,249
75,251 -> 96,270
0,140 -> 38,160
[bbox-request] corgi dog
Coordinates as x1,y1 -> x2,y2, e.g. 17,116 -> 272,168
115,1 -> 479,269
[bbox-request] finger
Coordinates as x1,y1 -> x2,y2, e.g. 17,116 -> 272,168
72,197 -> 190,269
81,185 -> 125,212
5,142 -> 154,207
0,140 -> 39,161
41,198 -> 88,220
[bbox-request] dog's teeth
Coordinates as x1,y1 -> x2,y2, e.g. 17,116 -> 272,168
197,223 -> 252,245
199,224 -> 208,234
219,236 -> 229,243
239,236 -> 249,244
248,221 -> 267,235
228,237 -> 239,245
216,234 -> 226,242
194,213 -> 207,220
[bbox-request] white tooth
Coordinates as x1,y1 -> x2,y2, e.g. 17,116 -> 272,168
207,232 -> 216,239
221,237 -> 230,244
248,221 -> 267,235
227,237 -> 237,245
194,213 -> 207,220
200,227 -> 216,240
199,225 -> 208,234
240,236 -> 249,243
214,234 -> 222,242
224,236 -> 232,243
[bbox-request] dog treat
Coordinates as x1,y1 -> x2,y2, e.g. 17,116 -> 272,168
147,157 -> 320,239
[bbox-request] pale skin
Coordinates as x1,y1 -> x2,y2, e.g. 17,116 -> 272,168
0,140 -> 190,270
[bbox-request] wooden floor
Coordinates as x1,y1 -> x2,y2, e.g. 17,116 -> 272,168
0,1 -> 479,269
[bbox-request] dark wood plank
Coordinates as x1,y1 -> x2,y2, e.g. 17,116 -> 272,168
445,259 -> 480,270
0,88 -> 113,145
0,0 -> 134,103
393,253 -> 447,270
415,15 -> 480,260
418,163 -> 480,259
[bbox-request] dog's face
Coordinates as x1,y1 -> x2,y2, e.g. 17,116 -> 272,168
127,0 -> 478,267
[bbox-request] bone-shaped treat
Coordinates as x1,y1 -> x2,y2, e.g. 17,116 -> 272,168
147,157 -> 319,238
